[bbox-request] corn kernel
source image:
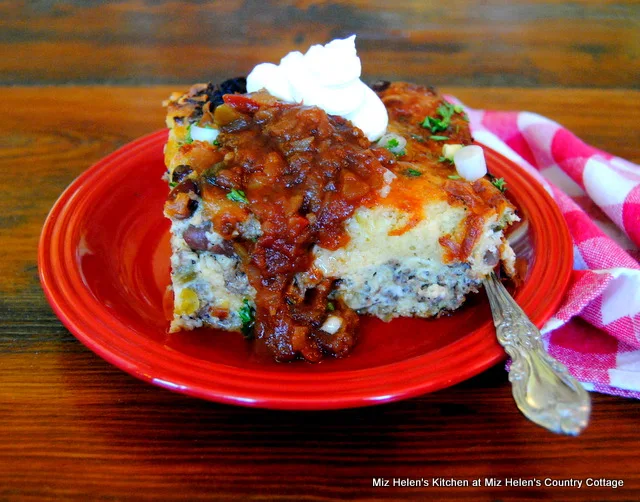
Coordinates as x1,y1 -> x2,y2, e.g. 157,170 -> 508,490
176,288 -> 199,315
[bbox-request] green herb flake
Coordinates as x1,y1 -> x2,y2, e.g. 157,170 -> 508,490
430,135 -> 450,141
184,122 -> 194,144
238,299 -> 255,339
169,181 -> 177,188
452,105 -> 470,122
448,174 -> 462,180
395,149 -> 406,158
386,138 -> 400,149
439,156 -> 454,164
420,115 -> 446,133
420,102 -> 467,134
491,177 -> 507,192
406,168 -> 422,177
227,189 -> 249,204
438,103 -> 455,117
327,302 -> 335,312
213,138 -> 220,146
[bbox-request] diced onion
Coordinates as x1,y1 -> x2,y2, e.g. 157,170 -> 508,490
320,316 -> 343,335
377,133 -> 406,155
442,143 -> 463,161
378,168 -> 397,198
191,124 -> 219,144
382,168 -> 397,184
453,145 -> 487,181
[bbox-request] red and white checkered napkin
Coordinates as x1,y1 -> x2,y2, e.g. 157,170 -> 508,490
462,103 -> 640,398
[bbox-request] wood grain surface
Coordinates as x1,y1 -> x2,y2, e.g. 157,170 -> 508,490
1,0 -> 638,87
1,85 -> 639,501
2,0 -> 640,500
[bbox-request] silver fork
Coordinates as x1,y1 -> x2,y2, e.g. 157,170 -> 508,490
483,272 -> 591,435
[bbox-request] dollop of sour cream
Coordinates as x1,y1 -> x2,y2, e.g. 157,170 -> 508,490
246,36 -> 388,141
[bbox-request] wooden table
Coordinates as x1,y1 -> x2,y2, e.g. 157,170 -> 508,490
1,1 -> 639,500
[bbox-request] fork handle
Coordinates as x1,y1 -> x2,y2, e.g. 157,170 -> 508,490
483,272 -> 591,435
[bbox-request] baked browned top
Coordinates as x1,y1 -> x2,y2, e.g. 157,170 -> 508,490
374,82 -> 513,260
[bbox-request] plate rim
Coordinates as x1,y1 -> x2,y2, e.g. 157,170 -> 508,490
38,129 -> 573,410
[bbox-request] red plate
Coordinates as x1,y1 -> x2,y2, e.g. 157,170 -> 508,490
39,130 -> 572,409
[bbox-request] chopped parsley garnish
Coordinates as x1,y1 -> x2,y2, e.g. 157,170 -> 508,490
227,189 -> 248,203
327,301 -> 335,312
438,156 -> 453,164
184,122 -> 194,144
378,134 -> 406,157
421,115 -> 447,133
238,299 -> 255,339
406,168 -> 422,177
430,135 -> 450,141
386,138 -> 400,149
491,177 -> 507,192
448,174 -> 462,180
169,181 -> 177,188
420,102 -> 467,134
213,138 -> 220,146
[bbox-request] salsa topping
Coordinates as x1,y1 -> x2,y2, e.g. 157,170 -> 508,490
199,91 -> 395,362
